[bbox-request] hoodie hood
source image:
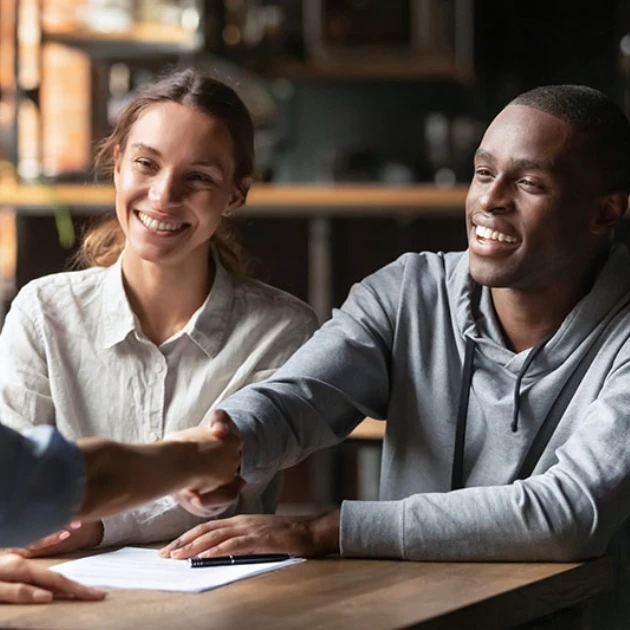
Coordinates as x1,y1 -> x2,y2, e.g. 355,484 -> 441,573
451,243 -> 630,377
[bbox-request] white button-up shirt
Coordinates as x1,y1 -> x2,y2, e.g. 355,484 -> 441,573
0,252 -> 317,546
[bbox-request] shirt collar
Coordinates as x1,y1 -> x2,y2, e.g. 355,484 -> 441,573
101,254 -> 137,349
186,247 -> 234,358
100,248 -> 235,357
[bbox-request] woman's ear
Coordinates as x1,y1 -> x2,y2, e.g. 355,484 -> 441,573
223,177 -> 253,217
113,146 -> 122,184
590,193 -> 628,235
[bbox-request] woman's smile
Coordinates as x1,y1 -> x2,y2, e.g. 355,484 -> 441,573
135,210 -> 190,236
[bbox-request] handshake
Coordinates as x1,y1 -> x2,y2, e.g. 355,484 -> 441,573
77,409 -> 244,522
0,411 -> 245,604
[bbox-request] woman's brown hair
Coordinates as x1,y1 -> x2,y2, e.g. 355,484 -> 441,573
77,67 -> 254,274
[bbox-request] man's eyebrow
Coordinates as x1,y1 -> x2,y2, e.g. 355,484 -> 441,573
474,149 -> 493,162
474,149 -> 555,171
511,157 -> 554,171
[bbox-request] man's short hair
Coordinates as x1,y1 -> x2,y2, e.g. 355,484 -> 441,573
511,85 -> 630,195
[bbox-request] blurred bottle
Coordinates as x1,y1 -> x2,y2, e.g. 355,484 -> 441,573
107,63 -> 131,126
78,0 -> 133,32
42,0 -> 83,31
424,111 -> 455,188
222,0 -> 247,49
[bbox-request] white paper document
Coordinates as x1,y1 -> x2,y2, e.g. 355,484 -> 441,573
51,546 -> 304,593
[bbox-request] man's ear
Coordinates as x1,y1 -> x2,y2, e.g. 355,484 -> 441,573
590,193 -> 628,235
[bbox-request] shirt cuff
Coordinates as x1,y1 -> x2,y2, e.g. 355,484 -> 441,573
2,426 -> 86,548
216,405 -> 261,477
101,511 -> 143,547
340,500 -> 405,559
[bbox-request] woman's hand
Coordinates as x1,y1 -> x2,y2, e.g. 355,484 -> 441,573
16,521 -> 104,558
159,511 -> 341,560
0,554 -> 105,604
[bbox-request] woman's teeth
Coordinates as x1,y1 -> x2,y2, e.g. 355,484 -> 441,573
138,211 -> 185,232
475,225 -> 517,244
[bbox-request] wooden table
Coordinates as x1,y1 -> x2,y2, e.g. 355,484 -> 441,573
0,555 -> 612,630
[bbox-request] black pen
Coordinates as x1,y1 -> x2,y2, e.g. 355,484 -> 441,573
190,554 -> 292,568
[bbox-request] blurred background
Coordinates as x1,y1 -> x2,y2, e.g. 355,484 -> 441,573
1,0 -> 630,509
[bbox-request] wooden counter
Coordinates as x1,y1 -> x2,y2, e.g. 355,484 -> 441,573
0,183 -> 468,322
0,554 -> 613,630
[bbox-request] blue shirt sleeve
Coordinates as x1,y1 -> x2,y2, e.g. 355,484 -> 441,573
0,423 -> 86,547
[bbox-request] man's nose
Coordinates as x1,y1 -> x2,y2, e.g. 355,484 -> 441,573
479,178 -> 512,214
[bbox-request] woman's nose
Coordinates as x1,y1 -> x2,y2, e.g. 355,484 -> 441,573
148,172 -> 180,208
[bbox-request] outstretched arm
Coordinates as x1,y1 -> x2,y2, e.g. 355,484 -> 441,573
77,420 -> 241,522
1,419 -> 241,557
163,359 -> 630,563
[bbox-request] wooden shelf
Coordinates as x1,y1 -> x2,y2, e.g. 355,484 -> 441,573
0,184 -> 468,217
42,23 -> 202,56
272,58 -> 473,82
349,417 -> 386,441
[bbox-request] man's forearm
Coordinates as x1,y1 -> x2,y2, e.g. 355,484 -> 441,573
75,439 -> 211,521
310,509 -> 341,556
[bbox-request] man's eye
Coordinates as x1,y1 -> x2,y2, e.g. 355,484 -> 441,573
520,179 -> 542,191
188,173 -> 214,185
475,168 -> 492,179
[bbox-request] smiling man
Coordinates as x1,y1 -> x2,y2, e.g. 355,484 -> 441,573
163,85 -> 630,624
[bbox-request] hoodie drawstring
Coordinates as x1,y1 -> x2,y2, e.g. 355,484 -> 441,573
451,334 -> 552,490
451,336 -> 475,490
510,335 -> 551,433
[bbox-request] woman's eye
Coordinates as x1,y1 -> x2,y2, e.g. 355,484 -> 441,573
134,158 -> 154,170
475,168 -> 492,179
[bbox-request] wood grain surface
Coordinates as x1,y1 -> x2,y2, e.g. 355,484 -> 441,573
0,554 -> 612,630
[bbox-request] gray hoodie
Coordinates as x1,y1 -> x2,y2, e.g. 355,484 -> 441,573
220,244 -> 630,566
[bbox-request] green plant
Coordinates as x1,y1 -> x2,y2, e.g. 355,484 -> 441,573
0,161 -> 75,249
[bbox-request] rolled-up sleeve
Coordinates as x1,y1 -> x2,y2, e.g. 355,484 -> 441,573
0,424 -> 85,547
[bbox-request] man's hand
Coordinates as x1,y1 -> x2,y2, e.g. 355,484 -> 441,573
76,411 -> 242,521
5,522 -> 104,559
171,476 -> 246,518
159,510 -> 341,559
164,410 -> 242,494
167,410 -> 244,517
0,554 -> 105,604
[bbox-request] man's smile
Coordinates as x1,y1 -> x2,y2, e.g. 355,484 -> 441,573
474,225 -> 518,244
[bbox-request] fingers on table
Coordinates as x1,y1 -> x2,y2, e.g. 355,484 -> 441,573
0,555 -> 106,604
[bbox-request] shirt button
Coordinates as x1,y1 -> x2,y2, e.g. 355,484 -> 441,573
149,430 -> 160,441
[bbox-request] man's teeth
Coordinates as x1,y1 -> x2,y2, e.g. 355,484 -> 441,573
475,225 -> 517,244
138,211 -> 184,232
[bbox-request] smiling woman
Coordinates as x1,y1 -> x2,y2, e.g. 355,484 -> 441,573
79,69 -> 255,277
0,68 -> 318,556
